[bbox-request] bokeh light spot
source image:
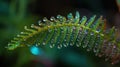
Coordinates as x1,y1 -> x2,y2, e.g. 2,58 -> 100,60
30,46 -> 40,55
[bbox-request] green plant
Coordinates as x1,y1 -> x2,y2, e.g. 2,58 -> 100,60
6,11 -> 120,64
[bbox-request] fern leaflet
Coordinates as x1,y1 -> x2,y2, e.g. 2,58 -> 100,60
7,11 -> 120,64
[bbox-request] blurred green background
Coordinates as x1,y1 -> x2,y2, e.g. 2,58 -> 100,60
0,0 -> 120,67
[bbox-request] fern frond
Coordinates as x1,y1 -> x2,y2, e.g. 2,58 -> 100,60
7,11 -> 120,64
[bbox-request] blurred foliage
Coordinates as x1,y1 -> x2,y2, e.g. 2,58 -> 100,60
0,0 -> 38,53
0,0 -> 39,66
0,0 -> 120,67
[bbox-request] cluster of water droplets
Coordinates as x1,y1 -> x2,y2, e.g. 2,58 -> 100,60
89,37 -> 120,64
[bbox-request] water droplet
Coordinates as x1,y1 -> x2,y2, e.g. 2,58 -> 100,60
93,49 -> 97,53
97,35 -> 100,38
21,32 -> 24,34
42,42 -> 46,45
17,35 -> 20,37
27,44 -> 31,47
71,39 -> 73,42
76,43 -> 80,47
48,29 -> 52,32
43,17 -> 48,22
76,39 -> 79,42
38,20 -> 41,23
95,53 -> 98,56
90,33 -> 94,35
53,44 -> 55,46
57,42 -> 60,44
79,30 -> 82,34
37,43 -> 40,45
79,43 -> 82,46
105,58 -> 109,61
93,45 -> 98,53
57,15 -> 62,19
8,43 -> 12,47
77,24 -> 80,26
55,28 -> 57,31
63,44 -> 67,47
60,27 -> 63,30
66,43 -> 69,46
64,39 -> 66,42
70,43 -> 73,46
13,38 -> 18,40
51,39 -> 54,43
35,44 -> 39,46
50,17 -> 55,21
66,33 -> 69,36
73,26 -> 76,30
23,39 -> 26,41
80,16 -> 87,24
31,24 -> 34,28
82,43 -> 87,48
61,30 -> 64,33
75,11 -> 80,19
24,26 -> 27,30
57,45 -> 62,49
96,30 -> 99,33
56,15 -> 64,22
85,23 -> 88,26
98,54 -> 102,57
38,20 -> 43,26
67,13 -> 73,20
84,30 -> 88,34
50,44 -> 53,48
87,48 -> 90,51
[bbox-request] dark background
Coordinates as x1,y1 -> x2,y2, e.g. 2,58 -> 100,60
0,0 -> 120,67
